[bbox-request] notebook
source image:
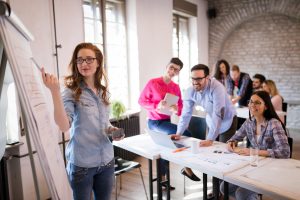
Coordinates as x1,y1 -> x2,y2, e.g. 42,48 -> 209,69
159,93 -> 179,116
146,128 -> 186,149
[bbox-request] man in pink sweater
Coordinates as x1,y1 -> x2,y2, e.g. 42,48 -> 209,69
139,57 -> 192,190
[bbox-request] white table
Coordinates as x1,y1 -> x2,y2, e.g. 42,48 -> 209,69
160,137 -> 261,200
224,158 -> 300,200
160,137 -> 252,179
113,134 -> 166,200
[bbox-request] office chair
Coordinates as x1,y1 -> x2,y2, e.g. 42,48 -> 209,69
282,102 -> 288,126
114,157 -> 148,200
282,102 -> 293,158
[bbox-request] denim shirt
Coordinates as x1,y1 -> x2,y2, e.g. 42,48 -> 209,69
177,78 -> 236,140
62,84 -> 113,168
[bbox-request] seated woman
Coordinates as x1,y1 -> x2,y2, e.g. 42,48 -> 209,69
262,79 -> 284,123
220,90 -> 290,200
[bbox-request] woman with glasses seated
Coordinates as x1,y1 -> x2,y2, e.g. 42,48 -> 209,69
138,57 -> 192,190
220,90 -> 290,200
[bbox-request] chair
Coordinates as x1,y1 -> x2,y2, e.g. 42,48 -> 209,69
282,102 -> 288,126
114,157 -> 148,200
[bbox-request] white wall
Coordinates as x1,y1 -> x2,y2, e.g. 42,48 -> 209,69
135,0 -> 174,132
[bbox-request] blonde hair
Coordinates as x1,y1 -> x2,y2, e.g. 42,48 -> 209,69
264,80 -> 280,97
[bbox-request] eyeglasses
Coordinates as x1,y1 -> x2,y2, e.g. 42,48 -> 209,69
247,100 -> 263,106
169,65 -> 181,73
190,76 -> 207,82
76,57 -> 96,64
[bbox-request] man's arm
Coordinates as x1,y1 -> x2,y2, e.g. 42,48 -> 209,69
206,86 -> 226,141
176,88 -> 195,135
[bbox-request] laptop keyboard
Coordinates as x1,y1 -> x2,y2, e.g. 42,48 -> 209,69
174,142 -> 185,148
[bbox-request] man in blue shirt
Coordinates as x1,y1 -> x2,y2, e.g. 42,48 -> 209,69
173,64 -> 237,198
174,64 -> 237,145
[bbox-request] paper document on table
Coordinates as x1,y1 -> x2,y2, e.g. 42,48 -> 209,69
159,93 -> 179,116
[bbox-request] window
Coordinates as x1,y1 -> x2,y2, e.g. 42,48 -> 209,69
83,0 -> 129,107
173,14 -> 190,91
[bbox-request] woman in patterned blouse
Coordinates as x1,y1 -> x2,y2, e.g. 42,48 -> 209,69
220,90 -> 290,200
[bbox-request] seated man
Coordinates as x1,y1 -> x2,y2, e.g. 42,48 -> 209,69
252,73 -> 266,92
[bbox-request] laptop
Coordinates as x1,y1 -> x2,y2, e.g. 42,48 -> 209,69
146,129 -> 187,149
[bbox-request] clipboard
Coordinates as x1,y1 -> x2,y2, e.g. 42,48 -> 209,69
159,93 -> 179,116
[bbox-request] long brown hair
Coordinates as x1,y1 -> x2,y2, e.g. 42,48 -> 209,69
249,90 -> 287,135
64,43 -> 110,105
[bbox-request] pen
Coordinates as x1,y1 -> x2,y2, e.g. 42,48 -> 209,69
172,146 -> 190,153
30,57 -> 42,72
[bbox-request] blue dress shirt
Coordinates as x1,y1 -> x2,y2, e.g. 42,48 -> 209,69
62,83 -> 113,168
177,78 -> 236,140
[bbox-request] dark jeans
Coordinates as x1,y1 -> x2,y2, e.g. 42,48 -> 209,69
66,159 -> 115,200
148,119 -> 191,176
217,115 -> 238,142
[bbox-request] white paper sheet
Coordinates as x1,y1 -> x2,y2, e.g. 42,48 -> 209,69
0,13 -> 71,199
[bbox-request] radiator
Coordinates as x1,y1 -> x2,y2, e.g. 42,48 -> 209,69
110,113 -> 140,160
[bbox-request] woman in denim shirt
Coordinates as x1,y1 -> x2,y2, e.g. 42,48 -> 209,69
220,90 -> 290,200
42,43 -> 121,200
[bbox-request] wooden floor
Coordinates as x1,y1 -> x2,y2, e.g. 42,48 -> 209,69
112,128 -> 300,200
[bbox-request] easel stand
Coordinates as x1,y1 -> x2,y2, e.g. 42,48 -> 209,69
0,2 -> 40,198
20,105 -> 41,200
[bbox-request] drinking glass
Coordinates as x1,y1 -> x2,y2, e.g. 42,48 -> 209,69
250,147 -> 259,167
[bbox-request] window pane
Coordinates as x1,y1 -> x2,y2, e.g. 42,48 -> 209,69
172,15 -> 190,91
83,0 -> 129,108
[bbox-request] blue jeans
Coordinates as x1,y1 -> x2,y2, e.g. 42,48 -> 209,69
67,159 -> 115,200
148,119 -> 191,176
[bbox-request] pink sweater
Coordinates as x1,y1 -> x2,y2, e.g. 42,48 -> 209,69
138,77 -> 183,120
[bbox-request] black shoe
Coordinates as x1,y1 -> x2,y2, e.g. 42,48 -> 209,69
181,168 -> 201,181
162,184 -> 175,191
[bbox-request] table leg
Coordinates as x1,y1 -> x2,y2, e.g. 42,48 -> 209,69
213,177 -> 220,200
203,173 -> 207,200
148,160 -> 153,200
223,181 -> 229,200
156,159 -> 162,200
166,161 -> 170,200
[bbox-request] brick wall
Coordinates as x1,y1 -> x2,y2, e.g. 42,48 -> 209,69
208,0 -> 300,128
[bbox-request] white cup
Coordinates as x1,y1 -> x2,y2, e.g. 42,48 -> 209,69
191,140 -> 198,154
250,147 -> 259,167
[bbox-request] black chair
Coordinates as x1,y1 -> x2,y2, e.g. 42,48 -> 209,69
282,102 -> 288,126
288,136 -> 293,158
188,116 -> 207,140
114,157 -> 148,200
